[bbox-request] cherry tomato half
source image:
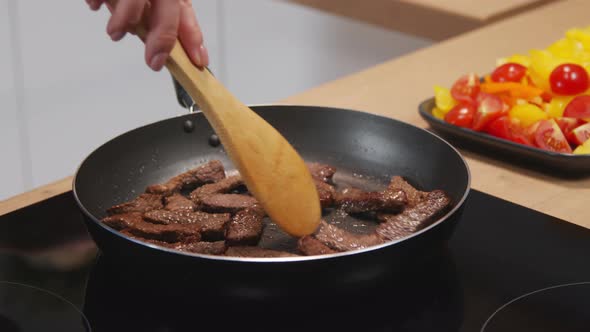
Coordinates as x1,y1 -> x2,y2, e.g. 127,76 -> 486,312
444,103 -> 475,128
534,119 -> 572,153
484,116 -> 534,146
451,74 -> 480,103
508,118 -> 534,146
563,95 -> 590,119
485,116 -> 511,139
472,93 -> 505,131
491,63 -> 527,83
555,117 -> 584,144
549,63 -> 589,95
570,122 -> 590,145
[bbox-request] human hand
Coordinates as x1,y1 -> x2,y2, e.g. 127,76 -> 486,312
87,0 -> 209,71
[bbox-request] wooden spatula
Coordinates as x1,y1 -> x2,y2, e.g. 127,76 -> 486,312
105,1 -> 321,237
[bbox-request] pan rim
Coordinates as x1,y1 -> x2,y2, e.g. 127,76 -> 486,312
72,104 -> 471,263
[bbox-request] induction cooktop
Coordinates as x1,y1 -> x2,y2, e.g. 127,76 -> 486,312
0,189 -> 589,332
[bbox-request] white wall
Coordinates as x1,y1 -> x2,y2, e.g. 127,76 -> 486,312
0,0 -> 431,200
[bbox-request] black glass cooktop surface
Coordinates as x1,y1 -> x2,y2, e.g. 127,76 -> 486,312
0,189 -> 589,332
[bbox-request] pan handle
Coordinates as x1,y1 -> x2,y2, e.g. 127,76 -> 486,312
171,67 -> 215,114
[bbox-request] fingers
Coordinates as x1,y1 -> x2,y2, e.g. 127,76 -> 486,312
178,0 -> 209,68
87,0 -> 206,72
86,0 -> 104,11
144,0 -> 181,71
106,0 -> 148,41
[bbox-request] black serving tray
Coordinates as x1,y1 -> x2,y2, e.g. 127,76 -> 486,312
418,97 -> 590,176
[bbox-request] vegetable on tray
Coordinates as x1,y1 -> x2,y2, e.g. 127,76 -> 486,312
433,26 -> 590,154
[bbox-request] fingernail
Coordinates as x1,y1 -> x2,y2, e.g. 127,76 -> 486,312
87,0 -> 99,10
198,44 -> 209,67
110,31 -> 125,41
150,52 -> 168,71
193,46 -> 202,66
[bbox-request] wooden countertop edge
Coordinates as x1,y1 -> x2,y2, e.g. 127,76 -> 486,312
0,176 -> 73,216
288,0 -> 479,41
484,0 -> 559,24
288,0 -> 558,41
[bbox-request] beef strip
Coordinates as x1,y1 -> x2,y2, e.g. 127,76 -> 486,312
314,180 -> 335,208
376,190 -> 451,241
314,220 -> 384,252
102,212 -> 144,229
144,209 -> 230,225
225,207 -> 265,246
307,163 -> 336,183
164,194 -> 196,211
143,209 -> 230,241
145,160 -> 225,195
199,194 -> 258,213
106,193 -> 163,216
189,175 -> 244,202
121,230 -> 226,255
175,241 -> 227,255
225,246 -> 299,258
334,188 -> 407,214
388,176 -> 428,207
297,236 -> 338,256
102,213 -> 202,243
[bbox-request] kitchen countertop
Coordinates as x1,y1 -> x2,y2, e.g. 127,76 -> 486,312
0,0 -> 588,228
289,0 -> 558,40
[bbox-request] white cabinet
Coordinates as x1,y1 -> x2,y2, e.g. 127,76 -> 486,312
221,0 -> 431,103
13,0 -> 219,190
0,0 -> 25,200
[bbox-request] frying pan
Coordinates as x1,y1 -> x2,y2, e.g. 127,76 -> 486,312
73,84 -> 470,300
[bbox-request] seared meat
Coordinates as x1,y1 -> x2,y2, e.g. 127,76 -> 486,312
103,213 -> 202,243
334,188 -> 407,214
199,194 -> 258,213
314,180 -> 335,208
307,163 -> 336,183
314,220 -> 384,252
297,236 -> 338,256
104,159 -> 453,258
388,176 -> 428,207
106,193 -> 163,216
225,207 -> 265,246
172,241 -> 227,255
143,209 -> 230,225
189,175 -> 244,202
121,231 -> 226,255
143,210 -> 230,241
164,194 -> 196,212
225,246 -> 299,258
102,212 -> 145,229
376,190 -> 451,241
145,160 -> 225,195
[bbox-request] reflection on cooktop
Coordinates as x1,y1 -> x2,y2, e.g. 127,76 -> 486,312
0,282 -> 90,332
83,248 -> 463,332
482,282 -> 590,332
3,190 -> 590,332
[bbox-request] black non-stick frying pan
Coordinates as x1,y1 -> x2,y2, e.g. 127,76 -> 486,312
73,89 -> 470,300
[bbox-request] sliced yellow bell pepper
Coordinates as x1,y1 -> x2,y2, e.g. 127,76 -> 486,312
573,138 -> 590,154
545,96 -> 574,118
548,38 -> 586,59
566,28 -> 590,51
528,49 -> 560,92
433,86 -> 456,112
432,107 -> 446,120
509,103 -> 548,127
